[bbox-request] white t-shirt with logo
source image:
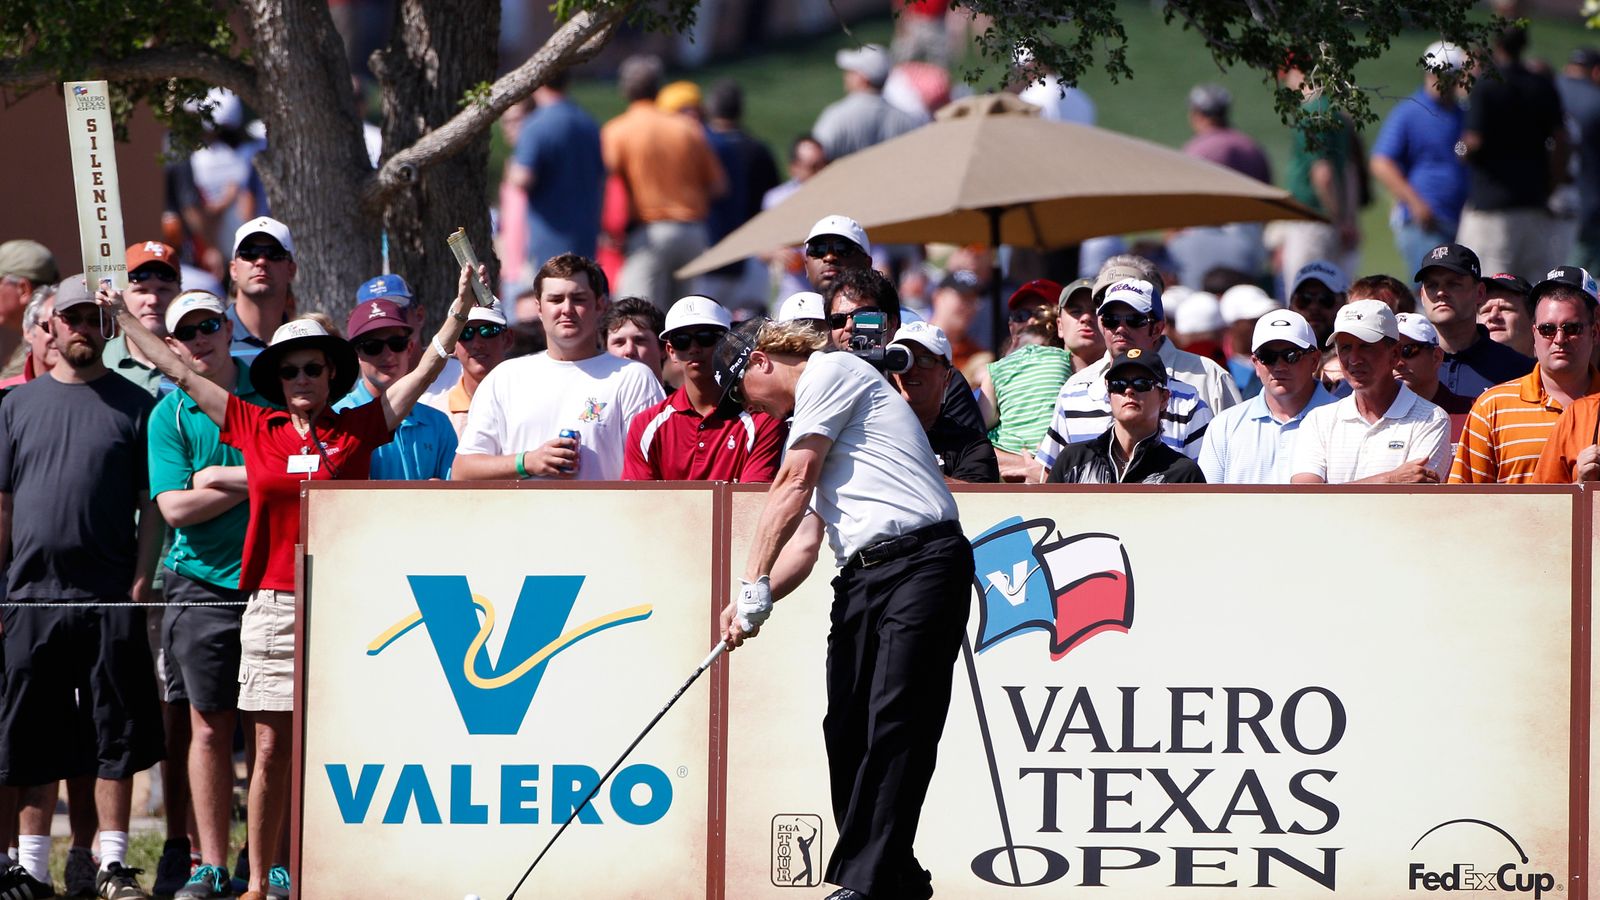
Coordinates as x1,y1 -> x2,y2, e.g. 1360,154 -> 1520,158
458,352 -> 664,481
788,351 -> 957,566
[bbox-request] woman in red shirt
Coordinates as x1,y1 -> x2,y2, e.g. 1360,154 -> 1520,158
100,265 -> 479,899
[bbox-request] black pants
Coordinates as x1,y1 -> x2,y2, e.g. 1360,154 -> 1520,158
823,529 -> 973,899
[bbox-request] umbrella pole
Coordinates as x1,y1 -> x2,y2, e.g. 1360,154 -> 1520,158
986,206 -> 1004,357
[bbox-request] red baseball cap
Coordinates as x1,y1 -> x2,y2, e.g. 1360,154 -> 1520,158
1008,278 -> 1062,310
126,240 -> 179,276
347,299 -> 412,340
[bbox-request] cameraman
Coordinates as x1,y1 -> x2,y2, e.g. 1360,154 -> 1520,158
889,322 -> 999,482
717,318 -> 973,900
824,268 -> 988,433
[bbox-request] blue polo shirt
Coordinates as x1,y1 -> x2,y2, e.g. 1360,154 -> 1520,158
1439,325 -> 1535,399
333,380 -> 456,480
1197,383 -> 1335,484
1371,88 -> 1467,227
148,359 -> 263,589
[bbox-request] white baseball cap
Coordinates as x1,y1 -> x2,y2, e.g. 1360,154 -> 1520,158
468,302 -> 507,327
1172,291 -> 1224,334
164,290 -> 227,333
777,291 -> 827,323
1328,298 -> 1399,346
1423,41 -> 1467,72
1291,260 -> 1349,296
835,44 -> 891,86
232,216 -> 294,257
890,321 -> 952,363
661,294 -> 731,337
1219,284 -> 1281,324
806,215 -> 871,257
1395,312 -> 1439,345
1100,279 -> 1157,315
1251,309 -> 1317,352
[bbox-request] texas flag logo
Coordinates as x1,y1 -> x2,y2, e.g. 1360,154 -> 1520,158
73,86 -> 89,96
970,516 -> 1133,660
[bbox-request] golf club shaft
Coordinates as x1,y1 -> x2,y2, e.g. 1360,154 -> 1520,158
506,641 -> 727,900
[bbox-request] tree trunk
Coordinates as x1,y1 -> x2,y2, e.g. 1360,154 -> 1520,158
241,0 -> 380,321
371,0 -> 500,326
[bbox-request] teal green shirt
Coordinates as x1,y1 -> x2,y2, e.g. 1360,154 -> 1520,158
148,359 -> 262,589
101,334 -> 166,397
1287,95 -> 1349,216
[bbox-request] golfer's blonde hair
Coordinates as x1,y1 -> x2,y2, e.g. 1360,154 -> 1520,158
755,319 -> 830,356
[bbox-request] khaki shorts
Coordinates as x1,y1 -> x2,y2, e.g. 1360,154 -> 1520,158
238,588 -> 295,712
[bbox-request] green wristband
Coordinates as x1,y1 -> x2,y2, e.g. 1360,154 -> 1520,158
515,451 -> 529,479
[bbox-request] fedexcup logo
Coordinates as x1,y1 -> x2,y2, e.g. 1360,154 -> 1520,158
1408,819 -> 1561,898
368,575 -> 652,734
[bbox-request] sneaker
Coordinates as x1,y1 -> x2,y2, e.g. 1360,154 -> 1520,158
0,863 -> 56,898
172,866 -> 230,900
263,868 -> 288,900
95,863 -> 150,900
152,840 -> 192,898
64,849 -> 97,898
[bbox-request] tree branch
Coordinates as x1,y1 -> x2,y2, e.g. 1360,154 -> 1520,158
362,4 -> 628,209
0,46 -> 259,109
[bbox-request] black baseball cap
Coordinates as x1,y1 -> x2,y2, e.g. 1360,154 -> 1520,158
1104,347 -> 1168,386
711,318 -> 764,409
1483,272 -> 1533,296
1527,266 -> 1599,308
1414,243 -> 1481,282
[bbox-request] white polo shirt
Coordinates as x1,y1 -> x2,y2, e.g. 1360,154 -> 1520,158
788,351 -> 957,566
457,351 -> 664,481
1290,383 -> 1452,484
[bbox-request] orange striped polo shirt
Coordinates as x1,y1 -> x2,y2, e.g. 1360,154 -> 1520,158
1448,365 -> 1600,483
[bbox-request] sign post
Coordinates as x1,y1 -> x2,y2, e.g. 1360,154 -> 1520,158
62,80 -> 127,289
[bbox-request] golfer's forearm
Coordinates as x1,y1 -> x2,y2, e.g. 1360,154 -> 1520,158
745,477 -> 812,582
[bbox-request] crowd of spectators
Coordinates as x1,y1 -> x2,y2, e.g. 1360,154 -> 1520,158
2,17 -> 1600,900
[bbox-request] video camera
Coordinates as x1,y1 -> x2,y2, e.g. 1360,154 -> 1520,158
846,310 -> 911,374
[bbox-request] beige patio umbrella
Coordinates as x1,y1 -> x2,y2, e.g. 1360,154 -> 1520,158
678,93 -> 1320,346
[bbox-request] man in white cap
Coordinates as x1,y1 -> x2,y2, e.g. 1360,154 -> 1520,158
812,44 -> 921,161
888,322 -> 998,482
1219,283 -> 1283,399
1036,278 -> 1216,475
1199,309 -> 1335,483
623,296 -> 783,482
1393,312 -> 1473,415
804,214 -> 873,294
1291,299 -> 1452,483
226,217 -> 295,362
1287,260 -> 1349,348
777,290 -> 827,327
439,303 -> 514,439
1369,41 -> 1470,269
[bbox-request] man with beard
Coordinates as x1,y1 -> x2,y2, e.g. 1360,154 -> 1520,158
0,275 -> 164,899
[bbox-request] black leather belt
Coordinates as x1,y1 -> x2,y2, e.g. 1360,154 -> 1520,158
846,520 -> 964,570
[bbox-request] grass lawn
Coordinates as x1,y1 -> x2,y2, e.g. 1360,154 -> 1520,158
508,5 -> 1599,285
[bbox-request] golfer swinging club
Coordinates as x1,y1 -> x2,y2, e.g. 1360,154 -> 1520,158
716,318 -> 974,900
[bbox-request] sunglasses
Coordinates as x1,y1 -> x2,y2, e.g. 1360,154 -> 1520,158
666,328 -> 725,351
356,335 -> 410,357
55,308 -> 99,328
1253,347 -> 1308,366
1293,291 -> 1341,310
128,268 -> 178,284
1397,342 -> 1436,359
172,316 -> 224,342
459,323 -> 507,342
1009,307 -> 1043,324
1099,312 -> 1153,330
805,238 -> 862,259
1536,321 -> 1587,338
236,245 -> 290,263
828,307 -> 879,329
1107,376 -> 1160,394
278,362 -> 326,381
906,353 -> 947,370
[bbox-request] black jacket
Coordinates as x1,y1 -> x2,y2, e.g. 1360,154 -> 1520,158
1046,429 -> 1206,484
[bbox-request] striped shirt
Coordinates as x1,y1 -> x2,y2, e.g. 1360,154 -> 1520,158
1291,384 -> 1452,483
987,344 -> 1072,453
1035,373 -> 1213,469
1449,366 -> 1600,483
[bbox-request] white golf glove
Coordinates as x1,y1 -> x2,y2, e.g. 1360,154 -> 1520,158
735,576 -> 773,632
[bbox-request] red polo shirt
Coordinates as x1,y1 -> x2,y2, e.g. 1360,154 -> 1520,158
622,388 -> 785,483
221,395 -> 393,591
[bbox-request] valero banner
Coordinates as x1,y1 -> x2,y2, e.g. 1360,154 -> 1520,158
300,486 -> 718,898
724,488 -> 1585,899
